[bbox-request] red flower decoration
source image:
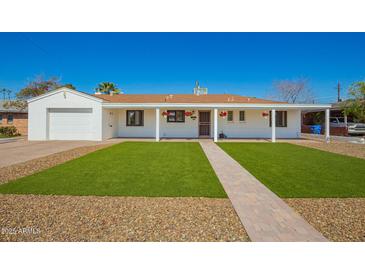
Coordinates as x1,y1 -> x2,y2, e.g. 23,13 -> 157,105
219,111 -> 227,117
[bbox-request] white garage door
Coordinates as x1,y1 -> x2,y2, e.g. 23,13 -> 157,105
48,108 -> 94,140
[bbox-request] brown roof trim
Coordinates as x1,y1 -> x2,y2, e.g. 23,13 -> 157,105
92,94 -> 286,104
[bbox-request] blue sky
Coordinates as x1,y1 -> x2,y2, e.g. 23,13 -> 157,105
0,32 -> 364,103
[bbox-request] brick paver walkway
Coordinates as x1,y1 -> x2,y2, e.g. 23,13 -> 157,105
200,140 -> 328,242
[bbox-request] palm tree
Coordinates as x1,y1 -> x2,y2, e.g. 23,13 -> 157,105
95,82 -> 122,94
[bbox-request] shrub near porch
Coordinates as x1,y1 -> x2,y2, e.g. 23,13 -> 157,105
0,142 -> 227,198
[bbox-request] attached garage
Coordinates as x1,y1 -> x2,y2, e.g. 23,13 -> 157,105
28,88 -> 103,141
48,108 -> 94,140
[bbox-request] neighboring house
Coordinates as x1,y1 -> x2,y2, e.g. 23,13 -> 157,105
27,87 -> 331,142
0,100 -> 28,135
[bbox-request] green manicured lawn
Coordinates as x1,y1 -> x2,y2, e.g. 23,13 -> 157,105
0,142 -> 226,197
218,143 -> 365,198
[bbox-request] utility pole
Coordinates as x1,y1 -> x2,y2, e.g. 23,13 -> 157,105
337,81 -> 341,102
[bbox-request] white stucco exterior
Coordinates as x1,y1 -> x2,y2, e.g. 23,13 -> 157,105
102,108 -> 119,139
118,109 -> 155,138
160,109 -> 203,138
107,109 -> 206,138
217,109 -> 301,138
103,108 -> 300,139
28,88 -> 103,141
27,88 -> 330,141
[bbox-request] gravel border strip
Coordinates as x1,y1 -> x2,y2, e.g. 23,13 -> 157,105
0,144 -> 112,185
293,140 -> 365,159
285,198 -> 365,242
0,194 -> 249,242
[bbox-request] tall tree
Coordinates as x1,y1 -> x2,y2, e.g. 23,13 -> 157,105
4,76 -> 76,111
341,81 -> 365,122
272,78 -> 314,103
95,82 -> 121,94
16,76 -> 60,100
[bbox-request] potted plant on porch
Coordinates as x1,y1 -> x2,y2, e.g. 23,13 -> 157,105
185,110 -> 197,120
219,111 -> 227,119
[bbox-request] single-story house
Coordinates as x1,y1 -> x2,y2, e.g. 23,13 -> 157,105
27,87 -> 331,142
0,100 -> 28,135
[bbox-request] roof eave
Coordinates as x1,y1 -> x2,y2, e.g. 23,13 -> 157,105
101,102 -> 332,109
28,87 -> 104,104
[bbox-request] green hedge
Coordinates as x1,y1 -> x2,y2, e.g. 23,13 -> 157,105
0,126 -> 20,137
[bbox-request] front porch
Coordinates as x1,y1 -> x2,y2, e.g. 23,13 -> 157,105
102,107 -> 332,143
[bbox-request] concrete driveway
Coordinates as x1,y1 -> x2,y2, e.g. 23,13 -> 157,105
0,140 -> 109,168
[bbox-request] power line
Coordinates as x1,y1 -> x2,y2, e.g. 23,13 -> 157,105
17,33 -> 50,56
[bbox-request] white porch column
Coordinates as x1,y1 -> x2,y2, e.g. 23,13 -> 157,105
155,108 -> 160,142
271,109 -> 276,143
325,108 -> 330,143
213,108 -> 218,142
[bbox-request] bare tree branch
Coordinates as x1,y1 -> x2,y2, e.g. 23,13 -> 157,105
272,78 -> 314,103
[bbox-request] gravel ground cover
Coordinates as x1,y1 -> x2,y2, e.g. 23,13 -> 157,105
0,194 -> 249,242
294,140 -> 365,159
0,144 -> 111,185
285,198 -> 365,242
